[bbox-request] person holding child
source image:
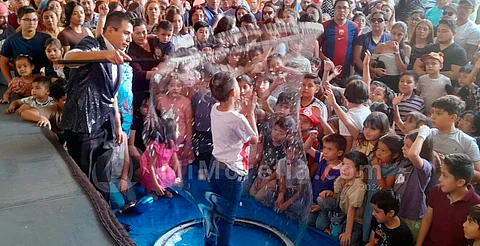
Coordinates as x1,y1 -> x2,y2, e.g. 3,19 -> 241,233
4,76 -> 54,114
1,54 -> 41,104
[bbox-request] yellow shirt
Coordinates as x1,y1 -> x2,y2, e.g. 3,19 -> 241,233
334,177 -> 366,224
43,27 -> 65,38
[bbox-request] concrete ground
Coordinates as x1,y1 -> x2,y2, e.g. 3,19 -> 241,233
0,85 -> 117,246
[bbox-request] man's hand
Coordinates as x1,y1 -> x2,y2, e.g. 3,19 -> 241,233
106,50 -> 131,65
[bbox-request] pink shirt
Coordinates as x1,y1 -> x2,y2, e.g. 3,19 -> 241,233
157,94 -> 191,145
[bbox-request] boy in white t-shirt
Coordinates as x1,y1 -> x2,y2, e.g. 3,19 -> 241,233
206,71 -> 259,246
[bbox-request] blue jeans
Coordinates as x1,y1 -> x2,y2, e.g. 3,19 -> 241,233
109,179 -> 136,209
204,160 -> 244,246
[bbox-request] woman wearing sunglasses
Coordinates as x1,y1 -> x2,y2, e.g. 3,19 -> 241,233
353,11 -> 390,74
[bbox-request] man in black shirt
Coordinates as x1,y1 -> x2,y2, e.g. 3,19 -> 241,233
413,19 -> 467,85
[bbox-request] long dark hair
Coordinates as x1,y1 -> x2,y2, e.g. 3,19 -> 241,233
378,134 -> 404,163
64,1 -> 83,27
391,21 -> 408,63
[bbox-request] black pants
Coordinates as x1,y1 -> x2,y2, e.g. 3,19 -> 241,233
65,123 -> 113,198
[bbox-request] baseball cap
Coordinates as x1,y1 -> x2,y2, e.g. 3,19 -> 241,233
442,3 -> 458,11
420,52 -> 444,64
459,0 -> 475,6
299,107 -> 319,125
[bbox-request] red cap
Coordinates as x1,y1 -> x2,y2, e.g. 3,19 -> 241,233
299,107 -> 319,125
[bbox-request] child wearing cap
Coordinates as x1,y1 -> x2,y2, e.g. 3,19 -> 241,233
417,52 -> 452,114
300,107 -> 320,177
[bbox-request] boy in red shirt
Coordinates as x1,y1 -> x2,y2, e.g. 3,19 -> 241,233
416,153 -> 480,246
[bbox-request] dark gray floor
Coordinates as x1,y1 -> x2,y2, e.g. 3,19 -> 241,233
0,85 -> 116,246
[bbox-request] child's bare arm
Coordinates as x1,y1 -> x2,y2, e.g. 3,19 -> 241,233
363,51 -> 372,90
4,99 -> 22,114
171,152 -> 182,182
283,184 -> 303,208
120,135 -> 130,182
416,206 -> 433,246
304,130 -> 318,157
324,89 -> 360,140
1,87 -> 12,103
408,126 -> 429,169
20,108 -> 51,129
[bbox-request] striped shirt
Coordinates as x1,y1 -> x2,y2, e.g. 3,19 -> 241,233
395,94 -> 425,136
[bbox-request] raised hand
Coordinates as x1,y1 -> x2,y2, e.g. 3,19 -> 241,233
363,50 -> 371,68
324,88 -> 336,106
98,2 -> 109,17
392,93 -> 404,106
332,65 -> 343,77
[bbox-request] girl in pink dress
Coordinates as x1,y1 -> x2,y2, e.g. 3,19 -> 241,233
156,73 -> 194,167
140,118 -> 182,199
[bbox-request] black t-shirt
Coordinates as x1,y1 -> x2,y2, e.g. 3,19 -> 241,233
131,116 -> 146,152
371,218 -> 414,246
421,42 -> 467,74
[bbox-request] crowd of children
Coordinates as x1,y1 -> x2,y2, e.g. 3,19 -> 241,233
2,1 -> 480,245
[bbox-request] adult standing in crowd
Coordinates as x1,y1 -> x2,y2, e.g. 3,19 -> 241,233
60,11 -> 133,196
145,0 -> 161,34
408,19 -> 434,70
58,1 -> 94,53
8,0 -> 29,29
128,19 -> 158,95
203,0 -> 222,26
41,7 -> 63,38
317,0 -> 358,85
0,6 -> 52,84
414,20 -> 467,83
453,0 -> 480,62
166,7 -> 194,49
0,4 -> 15,41
406,9 -> 425,42
81,0 -> 98,30
353,10 -> 390,74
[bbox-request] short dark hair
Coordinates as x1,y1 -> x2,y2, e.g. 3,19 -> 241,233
370,188 -> 401,216
194,20 -> 209,33
299,12 -> 316,22
157,20 -> 173,32
49,79 -> 67,100
460,65 -> 474,74
410,9 -> 425,19
237,75 -> 253,85
104,11 -> 133,33
322,133 -> 347,152
468,204 -> 480,226
343,151 -> 368,171
438,19 -> 457,32
33,76 -> 52,90
274,116 -> 296,133
344,80 -> 369,104
431,95 -> 466,116
132,18 -> 145,28
303,72 -> 321,86
400,71 -> 419,84
370,10 -> 387,21
333,0 -> 350,9
443,153 -> 474,184
210,71 -> 237,102
18,6 -> 37,19
240,13 -> 256,24
310,57 -> 321,66
276,89 -> 299,107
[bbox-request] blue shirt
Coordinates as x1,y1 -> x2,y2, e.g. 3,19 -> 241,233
1,31 -> 52,75
204,5 -> 223,26
311,152 -> 341,203
117,64 -> 133,138
353,31 -> 390,71
426,6 -> 443,26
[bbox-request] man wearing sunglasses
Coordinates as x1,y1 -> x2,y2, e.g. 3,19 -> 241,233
453,0 -> 480,62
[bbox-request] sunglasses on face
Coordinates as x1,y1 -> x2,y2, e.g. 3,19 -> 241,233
371,18 -> 384,23
442,11 -> 455,16
263,11 -> 273,15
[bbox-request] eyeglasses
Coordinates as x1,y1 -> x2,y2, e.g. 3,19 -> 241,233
442,11 -> 455,16
263,11 -> 273,15
371,18 -> 384,23
21,18 -> 38,22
